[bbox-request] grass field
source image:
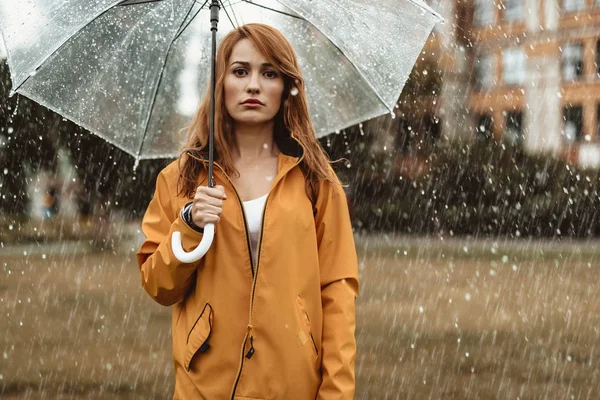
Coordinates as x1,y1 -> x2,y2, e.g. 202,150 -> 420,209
1,235 -> 600,399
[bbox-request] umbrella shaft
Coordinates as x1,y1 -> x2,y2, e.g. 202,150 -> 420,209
211,0 -> 220,26
208,0 -> 220,188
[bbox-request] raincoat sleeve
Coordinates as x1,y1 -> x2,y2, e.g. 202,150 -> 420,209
136,168 -> 204,306
315,172 -> 360,400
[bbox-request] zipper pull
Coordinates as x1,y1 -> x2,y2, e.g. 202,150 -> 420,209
245,336 -> 255,359
199,341 -> 210,353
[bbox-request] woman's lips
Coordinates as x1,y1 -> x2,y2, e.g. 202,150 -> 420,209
242,102 -> 263,108
242,99 -> 264,105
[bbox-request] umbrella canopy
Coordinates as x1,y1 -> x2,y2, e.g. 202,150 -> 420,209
0,0 -> 442,161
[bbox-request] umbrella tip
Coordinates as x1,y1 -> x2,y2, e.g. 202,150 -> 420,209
133,157 -> 140,171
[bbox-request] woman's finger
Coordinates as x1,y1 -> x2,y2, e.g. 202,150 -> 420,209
195,194 -> 223,208
194,203 -> 222,216
197,185 -> 227,200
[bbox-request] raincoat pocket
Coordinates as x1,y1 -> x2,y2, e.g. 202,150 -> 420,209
184,303 -> 213,372
295,295 -> 319,358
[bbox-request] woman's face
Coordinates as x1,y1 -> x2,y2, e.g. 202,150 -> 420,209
224,38 -> 285,127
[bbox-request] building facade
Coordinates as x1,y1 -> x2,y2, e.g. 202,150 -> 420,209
422,0 -> 600,167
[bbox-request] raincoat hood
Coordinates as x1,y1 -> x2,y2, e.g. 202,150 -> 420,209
137,135 -> 359,399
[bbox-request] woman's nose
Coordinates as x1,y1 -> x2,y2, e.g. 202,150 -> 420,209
246,73 -> 260,93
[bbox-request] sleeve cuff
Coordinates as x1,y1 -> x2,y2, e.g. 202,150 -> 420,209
180,202 -> 204,233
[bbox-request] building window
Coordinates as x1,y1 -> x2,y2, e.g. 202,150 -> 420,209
475,54 -> 495,90
504,111 -> 524,145
455,4 -> 472,45
597,104 -> 600,139
503,0 -> 523,22
562,43 -> 584,80
563,0 -> 586,12
502,48 -> 526,85
474,0 -> 495,26
597,39 -> 600,76
475,114 -> 494,140
563,105 -> 583,142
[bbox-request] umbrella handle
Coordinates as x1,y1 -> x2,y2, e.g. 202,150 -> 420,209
171,223 -> 215,263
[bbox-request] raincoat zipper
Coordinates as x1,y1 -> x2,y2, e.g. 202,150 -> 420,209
229,140 -> 306,399
186,140 -> 307,399
229,195 -> 268,400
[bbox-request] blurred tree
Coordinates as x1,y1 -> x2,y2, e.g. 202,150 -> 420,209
58,122 -> 168,219
0,60 -> 59,215
395,55 -> 443,158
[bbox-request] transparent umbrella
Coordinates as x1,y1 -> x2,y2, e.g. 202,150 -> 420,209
0,0 -> 441,161
0,0 -> 442,260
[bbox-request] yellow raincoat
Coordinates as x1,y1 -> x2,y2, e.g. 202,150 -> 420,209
137,134 -> 359,399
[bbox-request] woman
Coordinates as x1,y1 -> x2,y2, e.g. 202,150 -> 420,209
137,23 -> 359,400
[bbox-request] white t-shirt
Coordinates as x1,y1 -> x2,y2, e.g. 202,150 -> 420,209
242,193 -> 268,260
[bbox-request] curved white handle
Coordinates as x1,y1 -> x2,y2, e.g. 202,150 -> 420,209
171,223 -> 215,263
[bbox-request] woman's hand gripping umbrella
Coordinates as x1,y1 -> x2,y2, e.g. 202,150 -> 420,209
171,185 -> 226,263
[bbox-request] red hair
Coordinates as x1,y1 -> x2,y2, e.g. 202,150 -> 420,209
177,23 -> 336,202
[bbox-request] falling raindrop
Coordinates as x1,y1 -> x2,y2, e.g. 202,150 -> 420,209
10,95 -> 19,118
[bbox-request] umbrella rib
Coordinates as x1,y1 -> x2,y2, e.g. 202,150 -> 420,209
241,0 -> 302,19
172,0 -> 209,44
271,0 -> 394,114
224,0 -> 241,26
219,0 -> 238,28
135,0 -> 199,159
408,0 -> 443,21
118,0 -> 165,5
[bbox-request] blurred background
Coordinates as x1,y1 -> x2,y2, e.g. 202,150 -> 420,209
2,1 -> 600,399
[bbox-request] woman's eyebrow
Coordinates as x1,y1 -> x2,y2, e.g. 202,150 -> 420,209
230,61 -> 274,68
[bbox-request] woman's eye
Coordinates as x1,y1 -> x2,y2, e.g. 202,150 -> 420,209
234,68 -> 246,76
264,70 -> 277,78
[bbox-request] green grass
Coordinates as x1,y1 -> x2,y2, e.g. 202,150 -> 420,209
2,236 -> 600,399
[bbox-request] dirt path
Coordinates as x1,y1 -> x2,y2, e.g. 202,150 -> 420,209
1,237 -> 599,399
